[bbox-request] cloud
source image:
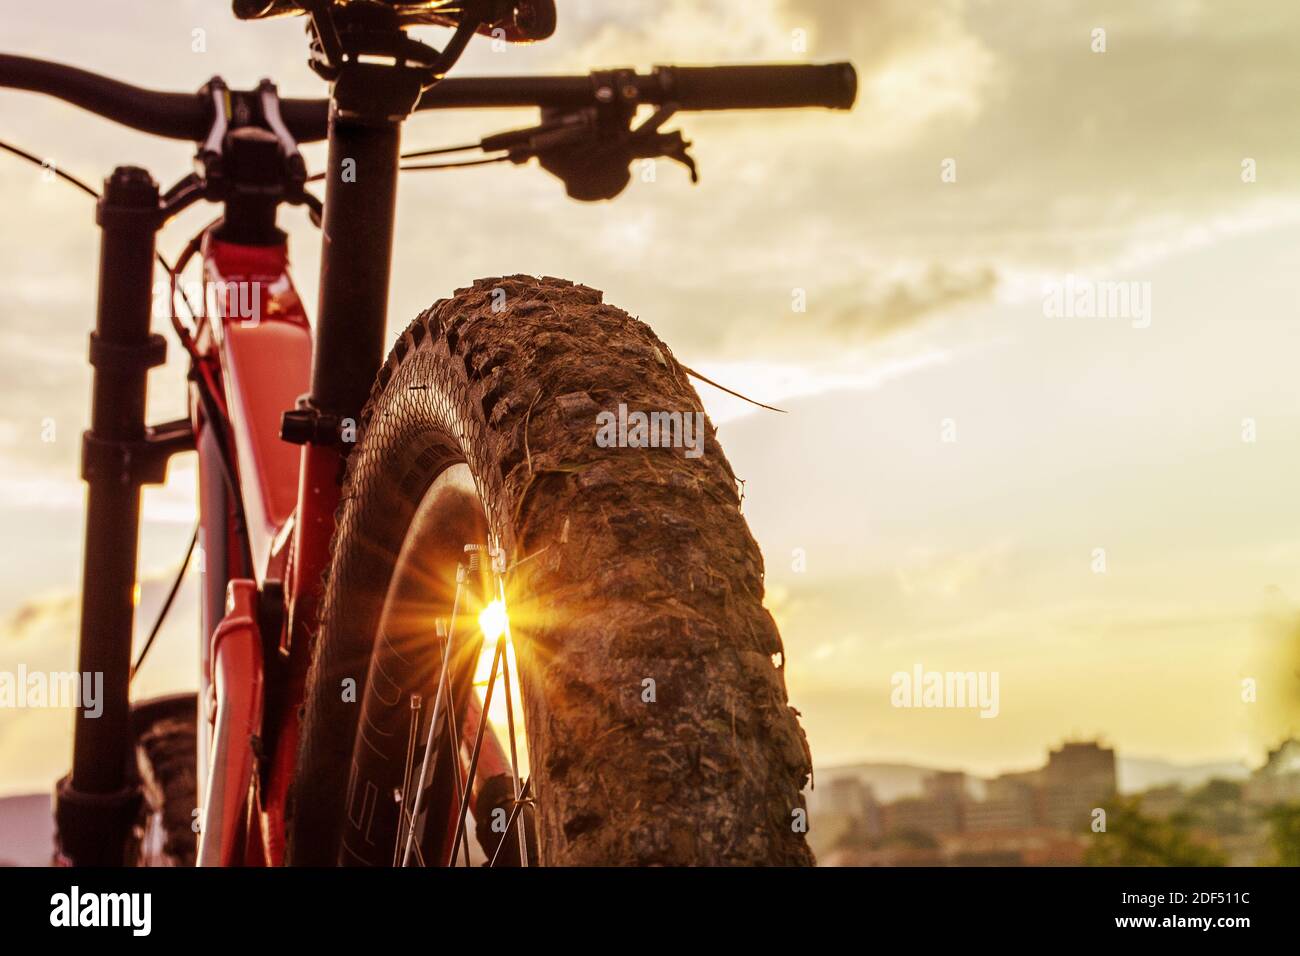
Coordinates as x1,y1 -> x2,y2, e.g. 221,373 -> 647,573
791,0 -> 999,131
539,0 -> 793,66
0,570 -> 197,797
514,0 -> 1300,368
894,538 -> 1013,602
818,265 -> 998,343
1,594 -> 77,642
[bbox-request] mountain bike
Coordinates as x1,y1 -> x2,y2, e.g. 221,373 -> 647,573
0,0 -> 855,867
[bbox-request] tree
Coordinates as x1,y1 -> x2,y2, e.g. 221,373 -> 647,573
1262,803 -> 1300,867
1178,778 -> 1248,836
1085,796 -> 1227,866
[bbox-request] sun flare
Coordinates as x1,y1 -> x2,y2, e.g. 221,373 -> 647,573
478,598 -> 509,644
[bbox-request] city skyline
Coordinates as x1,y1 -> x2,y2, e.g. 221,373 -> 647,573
809,735 -> 1300,865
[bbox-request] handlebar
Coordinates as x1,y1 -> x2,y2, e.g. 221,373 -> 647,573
0,54 -> 324,141
413,63 -> 858,114
0,54 -> 856,144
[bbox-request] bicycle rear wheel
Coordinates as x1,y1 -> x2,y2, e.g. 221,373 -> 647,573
129,694 -> 198,866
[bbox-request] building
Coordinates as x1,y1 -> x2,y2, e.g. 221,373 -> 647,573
1040,741 -> 1117,832
924,771 -> 968,831
824,776 -> 878,820
876,745 -> 1119,839
885,796 -> 956,837
883,771 -> 967,837
806,773 -> 882,856
966,775 -> 1039,831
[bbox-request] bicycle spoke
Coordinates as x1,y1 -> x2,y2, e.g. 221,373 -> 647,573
401,570 -> 465,867
496,577 -> 528,867
396,549 -> 530,867
440,673 -> 472,867
394,692 -> 423,866
449,636 -> 504,865
488,775 -> 532,868
396,801 -> 428,868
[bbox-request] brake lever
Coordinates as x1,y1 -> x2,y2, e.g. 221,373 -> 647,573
637,130 -> 698,183
627,104 -> 698,183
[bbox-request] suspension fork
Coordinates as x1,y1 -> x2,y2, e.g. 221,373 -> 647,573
55,167 -> 193,866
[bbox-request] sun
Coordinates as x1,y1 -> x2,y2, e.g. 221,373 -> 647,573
478,598 -> 509,643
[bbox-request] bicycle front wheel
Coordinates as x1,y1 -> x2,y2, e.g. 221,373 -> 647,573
286,275 -> 813,866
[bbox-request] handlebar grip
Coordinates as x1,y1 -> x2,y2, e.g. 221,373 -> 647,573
654,63 -> 857,111
0,53 -> 212,140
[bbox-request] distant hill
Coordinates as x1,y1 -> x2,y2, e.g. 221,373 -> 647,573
1117,756 -> 1250,793
0,793 -> 52,866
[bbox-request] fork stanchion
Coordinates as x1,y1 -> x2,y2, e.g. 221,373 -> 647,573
56,166 -> 187,866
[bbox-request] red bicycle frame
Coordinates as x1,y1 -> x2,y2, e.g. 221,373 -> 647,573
193,235 -> 315,866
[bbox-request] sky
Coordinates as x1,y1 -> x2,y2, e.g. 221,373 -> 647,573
2,0 -> 1300,796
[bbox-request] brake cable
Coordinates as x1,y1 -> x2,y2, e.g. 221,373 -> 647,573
303,152 -> 510,183
1,137 -> 189,282
129,525 -> 198,682
399,156 -> 510,172
0,138 -> 98,199
399,141 -> 484,159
